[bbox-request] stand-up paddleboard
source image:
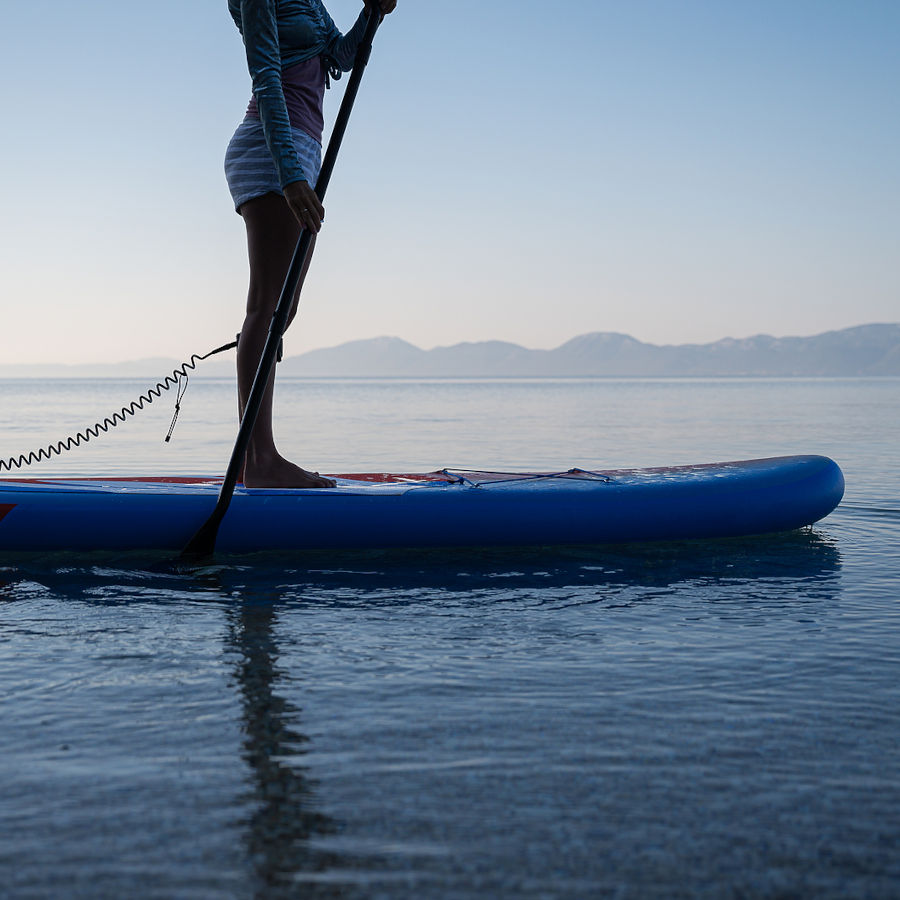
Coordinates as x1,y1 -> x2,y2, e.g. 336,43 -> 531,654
0,455 -> 843,554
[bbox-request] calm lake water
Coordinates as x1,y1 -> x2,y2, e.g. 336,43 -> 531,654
1,376 -> 899,898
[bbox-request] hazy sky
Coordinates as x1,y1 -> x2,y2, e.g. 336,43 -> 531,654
1,0 -> 897,364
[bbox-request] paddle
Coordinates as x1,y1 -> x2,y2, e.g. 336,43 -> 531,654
182,10 -> 382,559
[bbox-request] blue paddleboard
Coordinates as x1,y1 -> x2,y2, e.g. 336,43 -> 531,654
0,455 -> 843,553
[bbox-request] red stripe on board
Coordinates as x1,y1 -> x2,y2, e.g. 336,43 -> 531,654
0,504 -> 16,523
0,473 -> 453,486
0,476 -> 222,485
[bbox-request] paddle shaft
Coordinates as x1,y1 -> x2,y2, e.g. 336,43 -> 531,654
183,12 -> 382,558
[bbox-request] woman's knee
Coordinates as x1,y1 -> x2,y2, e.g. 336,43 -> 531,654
243,281 -> 280,318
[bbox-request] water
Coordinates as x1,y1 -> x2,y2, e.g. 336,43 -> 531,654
2,377 -> 899,898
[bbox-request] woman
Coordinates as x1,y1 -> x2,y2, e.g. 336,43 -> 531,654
225,0 -> 396,488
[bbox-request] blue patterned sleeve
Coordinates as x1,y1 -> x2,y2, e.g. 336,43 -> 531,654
321,8 -> 370,73
238,0 -> 307,189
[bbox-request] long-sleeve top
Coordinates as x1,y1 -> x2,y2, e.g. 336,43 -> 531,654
229,0 -> 369,188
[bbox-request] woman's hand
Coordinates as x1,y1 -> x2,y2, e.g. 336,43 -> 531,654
363,0 -> 397,16
284,180 -> 325,233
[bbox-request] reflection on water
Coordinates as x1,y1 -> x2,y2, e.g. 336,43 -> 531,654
0,528 -> 843,604
228,600 -> 338,896
182,530 -> 845,622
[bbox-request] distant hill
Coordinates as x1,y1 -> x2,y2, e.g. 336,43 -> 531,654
279,324 -> 900,377
2,324 -> 898,378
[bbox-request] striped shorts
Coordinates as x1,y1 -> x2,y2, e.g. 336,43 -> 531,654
224,118 -> 322,212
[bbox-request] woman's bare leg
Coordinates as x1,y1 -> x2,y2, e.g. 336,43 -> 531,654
237,191 -> 334,488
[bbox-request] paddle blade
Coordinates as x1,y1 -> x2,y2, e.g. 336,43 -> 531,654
181,514 -> 221,560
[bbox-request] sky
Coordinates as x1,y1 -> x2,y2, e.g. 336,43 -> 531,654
0,0 -> 898,364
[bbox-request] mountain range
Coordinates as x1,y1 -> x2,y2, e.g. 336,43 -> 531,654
2,324 -> 898,378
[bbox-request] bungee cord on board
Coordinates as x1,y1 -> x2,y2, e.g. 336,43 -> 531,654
440,468 -> 617,487
0,340 -> 237,473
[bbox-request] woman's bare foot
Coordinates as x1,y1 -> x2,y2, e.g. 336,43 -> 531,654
243,454 -> 336,489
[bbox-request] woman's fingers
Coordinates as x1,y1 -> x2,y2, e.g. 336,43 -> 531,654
284,181 -> 324,232
293,199 -> 323,233
364,0 -> 396,15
